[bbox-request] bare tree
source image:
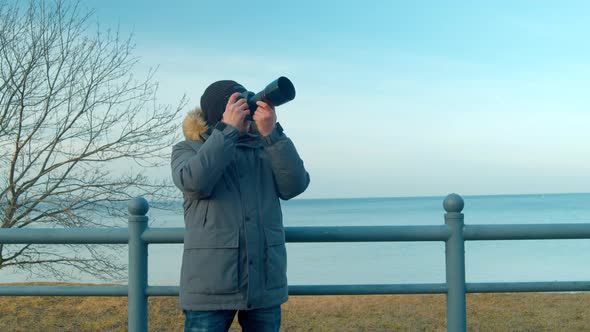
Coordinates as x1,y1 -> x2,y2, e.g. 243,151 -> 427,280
0,0 -> 186,281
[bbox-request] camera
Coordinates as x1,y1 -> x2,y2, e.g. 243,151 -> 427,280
238,76 -> 296,120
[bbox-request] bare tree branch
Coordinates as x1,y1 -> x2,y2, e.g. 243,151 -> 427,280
0,0 -> 186,281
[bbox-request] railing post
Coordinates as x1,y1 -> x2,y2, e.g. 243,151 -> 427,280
128,197 -> 149,332
444,193 -> 466,332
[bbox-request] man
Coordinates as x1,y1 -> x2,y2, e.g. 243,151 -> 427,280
171,80 -> 310,331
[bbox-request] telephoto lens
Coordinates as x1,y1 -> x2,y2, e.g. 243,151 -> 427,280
241,77 -> 296,118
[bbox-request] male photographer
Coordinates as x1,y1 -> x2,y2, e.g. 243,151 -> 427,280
171,80 -> 310,331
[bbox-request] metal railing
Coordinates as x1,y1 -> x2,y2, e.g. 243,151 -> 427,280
1,193 -> 590,331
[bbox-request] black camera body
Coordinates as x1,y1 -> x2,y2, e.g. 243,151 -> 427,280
238,76 -> 296,120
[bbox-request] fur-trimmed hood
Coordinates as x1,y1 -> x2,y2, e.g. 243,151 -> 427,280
182,108 -> 209,142
182,107 -> 262,144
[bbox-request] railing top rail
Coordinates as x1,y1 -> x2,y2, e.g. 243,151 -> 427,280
3,223 -> 590,245
463,223 -> 590,240
0,228 -> 128,244
285,225 -> 451,242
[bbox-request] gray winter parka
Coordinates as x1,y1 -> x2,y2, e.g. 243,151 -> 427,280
171,109 -> 310,311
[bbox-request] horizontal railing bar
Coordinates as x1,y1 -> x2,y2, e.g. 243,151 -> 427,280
466,281 -> 590,293
7,223 -> 590,245
142,226 -> 452,244
464,224 -> 590,240
142,228 -> 184,243
286,225 -> 451,242
2,281 -> 589,297
148,282 -> 590,296
0,228 -> 128,244
289,283 -> 448,295
146,284 -> 448,297
146,286 -> 179,296
0,286 -> 128,296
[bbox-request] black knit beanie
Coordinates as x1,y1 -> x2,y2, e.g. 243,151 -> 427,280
200,80 -> 247,126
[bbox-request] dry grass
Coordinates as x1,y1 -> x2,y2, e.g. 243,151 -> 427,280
1,283 -> 589,331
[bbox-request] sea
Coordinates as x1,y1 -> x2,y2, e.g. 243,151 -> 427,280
2,193 -> 590,286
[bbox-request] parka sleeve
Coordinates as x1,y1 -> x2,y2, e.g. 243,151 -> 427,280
262,123 -> 310,200
171,124 -> 240,198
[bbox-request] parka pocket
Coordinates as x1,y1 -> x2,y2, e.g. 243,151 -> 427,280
184,199 -> 210,228
183,228 -> 239,294
264,227 -> 288,290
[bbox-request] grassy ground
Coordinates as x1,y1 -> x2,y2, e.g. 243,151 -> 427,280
1,284 -> 589,331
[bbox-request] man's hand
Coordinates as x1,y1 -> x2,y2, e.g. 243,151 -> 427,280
253,101 -> 277,137
221,92 -> 250,133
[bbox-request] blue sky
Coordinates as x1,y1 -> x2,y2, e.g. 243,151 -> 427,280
85,0 -> 590,199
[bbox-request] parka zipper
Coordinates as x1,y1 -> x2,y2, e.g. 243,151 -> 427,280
232,160 -> 251,307
202,200 -> 210,228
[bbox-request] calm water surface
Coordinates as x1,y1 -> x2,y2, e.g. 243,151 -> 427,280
2,193 -> 590,285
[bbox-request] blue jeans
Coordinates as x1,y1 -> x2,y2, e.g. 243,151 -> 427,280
184,305 -> 281,332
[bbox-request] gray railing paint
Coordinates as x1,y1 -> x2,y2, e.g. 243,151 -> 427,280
1,194 -> 589,331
